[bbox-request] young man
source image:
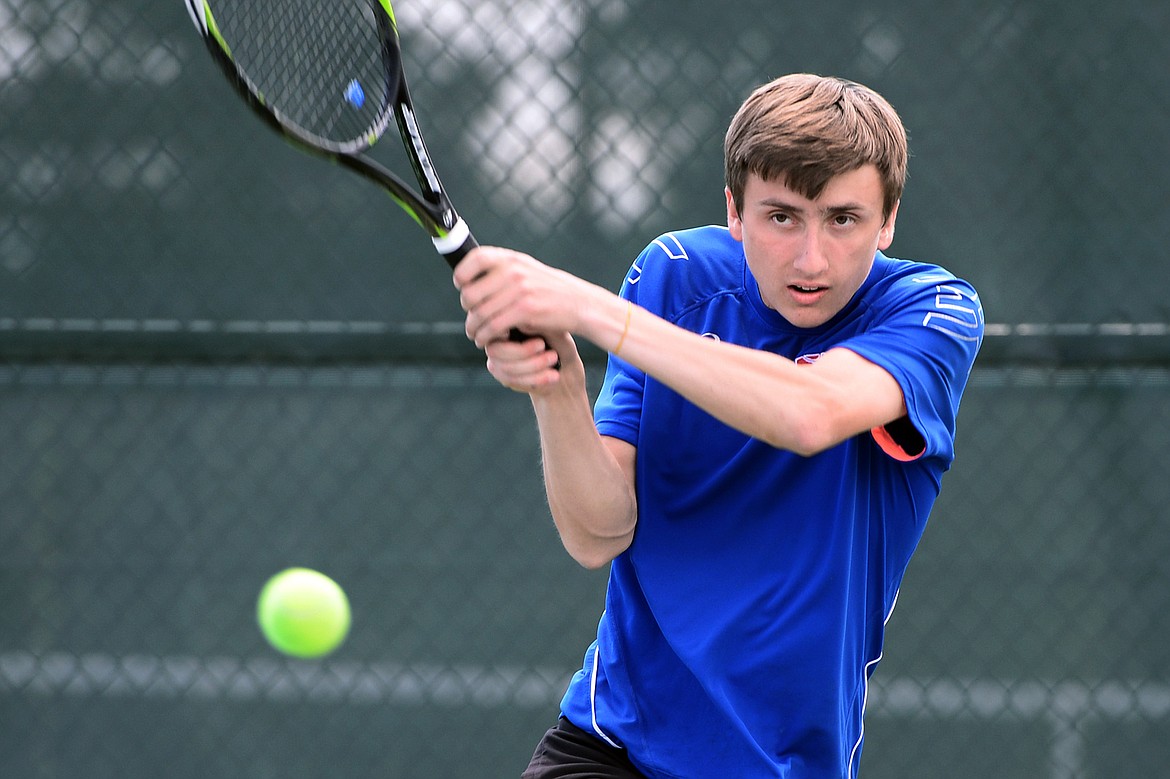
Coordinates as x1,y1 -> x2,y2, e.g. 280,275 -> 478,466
455,74 -> 983,778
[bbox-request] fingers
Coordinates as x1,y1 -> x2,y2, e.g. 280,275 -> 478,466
484,335 -> 563,392
464,292 -> 524,347
455,247 -> 567,393
452,246 -> 523,293
453,247 -> 585,362
454,247 -> 538,346
450,246 -> 484,290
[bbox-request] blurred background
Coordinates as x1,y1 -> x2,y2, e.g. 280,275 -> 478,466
2,0 -> 1168,776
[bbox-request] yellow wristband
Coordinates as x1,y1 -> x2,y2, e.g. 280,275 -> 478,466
613,301 -> 633,356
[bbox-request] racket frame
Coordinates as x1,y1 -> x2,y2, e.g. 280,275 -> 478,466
183,0 -> 476,267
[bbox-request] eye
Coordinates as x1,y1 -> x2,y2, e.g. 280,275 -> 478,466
770,211 -> 793,225
831,213 -> 857,227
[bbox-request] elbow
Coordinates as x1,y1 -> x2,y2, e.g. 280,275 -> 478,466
787,433 -> 835,458
552,482 -> 637,569
771,414 -> 841,458
564,530 -> 633,570
572,548 -> 618,571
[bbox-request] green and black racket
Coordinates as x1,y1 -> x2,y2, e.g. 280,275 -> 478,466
183,0 -> 476,267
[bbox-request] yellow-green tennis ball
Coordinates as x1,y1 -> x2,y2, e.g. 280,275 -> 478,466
256,568 -> 351,658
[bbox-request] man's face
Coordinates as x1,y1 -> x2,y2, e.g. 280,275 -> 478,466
726,165 -> 898,329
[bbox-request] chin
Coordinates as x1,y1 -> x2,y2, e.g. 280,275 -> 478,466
772,303 -> 825,328
791,315 -> 830,329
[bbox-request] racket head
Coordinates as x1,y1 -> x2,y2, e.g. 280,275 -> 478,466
185,0 -> 476,262
184,0 -> 401,155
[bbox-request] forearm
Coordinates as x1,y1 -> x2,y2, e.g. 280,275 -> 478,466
531,382 -> 637,569
576,293 -> 905,455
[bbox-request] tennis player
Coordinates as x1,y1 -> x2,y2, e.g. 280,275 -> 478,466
455,73 -> 983,778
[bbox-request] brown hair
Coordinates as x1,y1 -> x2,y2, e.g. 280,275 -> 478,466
724,74 -> 908,220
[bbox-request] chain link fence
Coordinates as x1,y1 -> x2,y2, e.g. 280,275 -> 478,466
2,0 -> 1169,777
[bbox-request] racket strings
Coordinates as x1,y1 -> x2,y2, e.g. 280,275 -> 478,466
215,0 -> 396,150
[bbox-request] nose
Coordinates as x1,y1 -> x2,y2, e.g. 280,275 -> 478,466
793,227 -> 829,275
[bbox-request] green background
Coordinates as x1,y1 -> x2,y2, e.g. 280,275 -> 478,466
2,1 -> 1168,776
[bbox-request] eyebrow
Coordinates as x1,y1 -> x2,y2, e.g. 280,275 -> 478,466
757,197 -> 869,216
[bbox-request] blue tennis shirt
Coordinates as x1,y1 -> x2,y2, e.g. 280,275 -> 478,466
559,225 -> 983,778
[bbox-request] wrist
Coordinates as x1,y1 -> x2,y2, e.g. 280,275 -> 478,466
612,301 -> 633,356
577,287 -> 637,357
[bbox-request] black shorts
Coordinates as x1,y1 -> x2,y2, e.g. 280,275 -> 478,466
521,717 -> 646,779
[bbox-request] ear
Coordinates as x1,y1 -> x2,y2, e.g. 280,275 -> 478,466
726,187 -> 744,241
878,199 -> 899,250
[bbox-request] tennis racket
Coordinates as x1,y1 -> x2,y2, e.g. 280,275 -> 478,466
183,0 -> 475,268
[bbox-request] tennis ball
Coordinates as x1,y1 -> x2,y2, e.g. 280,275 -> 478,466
257,567 -> 351,658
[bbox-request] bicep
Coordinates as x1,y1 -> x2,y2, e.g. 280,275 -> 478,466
812,347 -> 907,439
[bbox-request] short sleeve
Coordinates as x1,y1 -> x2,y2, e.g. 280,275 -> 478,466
843,273 -> 983,464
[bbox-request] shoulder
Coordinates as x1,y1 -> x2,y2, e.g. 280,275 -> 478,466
869,253 -> 979,303
622,226 -> 744,314
860,254 -> 982,337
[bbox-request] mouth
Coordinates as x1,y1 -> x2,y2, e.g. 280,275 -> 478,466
789,284 -> 828,302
